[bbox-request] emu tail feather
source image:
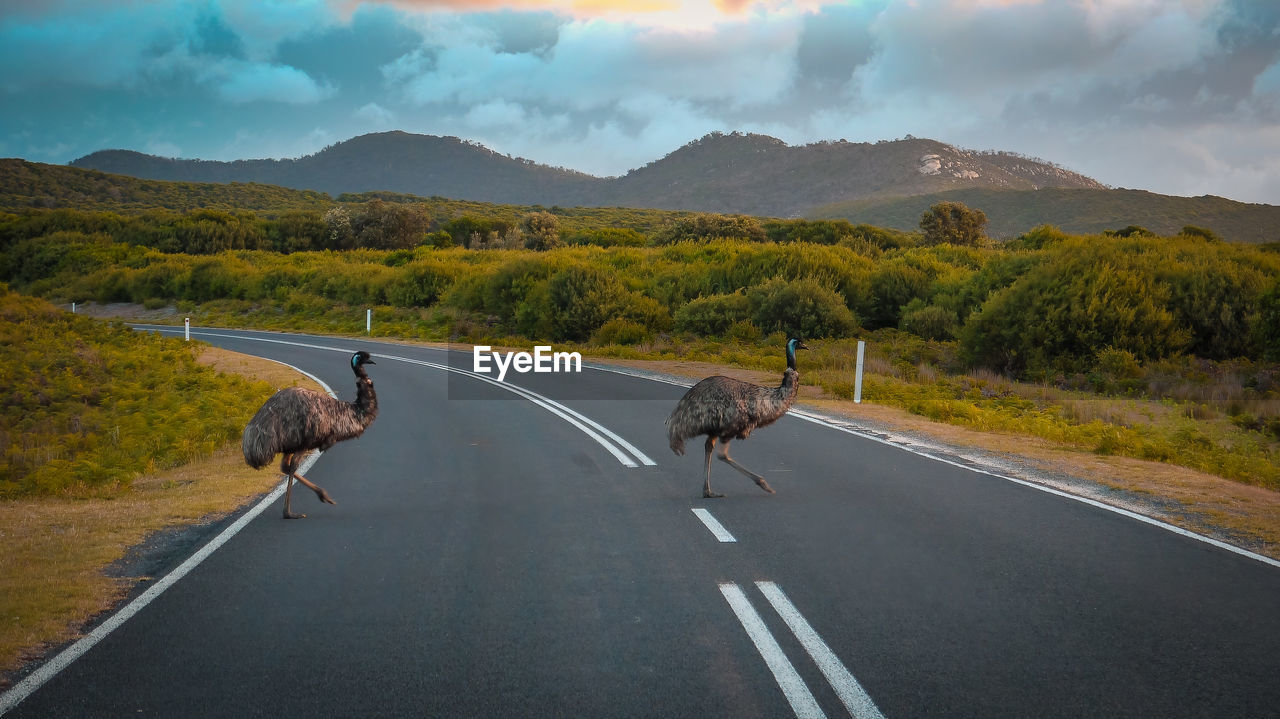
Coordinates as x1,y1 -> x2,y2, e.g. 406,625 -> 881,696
668,424 -> 686,456
242,422 -> 277,469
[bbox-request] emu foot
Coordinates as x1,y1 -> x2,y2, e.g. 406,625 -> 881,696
283,510 -> 307,519
756,479 -> 776,494
703,490 -> 726,499
316,489 -> 337,505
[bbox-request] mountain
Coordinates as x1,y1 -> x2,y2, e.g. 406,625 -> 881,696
600,132 -> 1104,216
71,131 -> 1100,215
60,130 -> 1280,243
72,131 -> 606,207
0,157 -> 332,213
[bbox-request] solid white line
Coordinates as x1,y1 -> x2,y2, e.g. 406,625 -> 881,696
718,583 -> 825,719
691,508 -> 737,543
757,582 -> 885,719
785,408 -> 1280,571
582,362 -> 1280,571
0,366 -> 335,717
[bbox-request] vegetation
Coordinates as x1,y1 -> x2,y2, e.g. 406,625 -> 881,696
814,187 -> 1280,244
1,165 -> 1278,491
919,201 -> 988,246
0,285 -> 275,497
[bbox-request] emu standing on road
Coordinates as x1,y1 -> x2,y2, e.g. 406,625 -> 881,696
242,351 -> 379,519
666,338 -> 808,498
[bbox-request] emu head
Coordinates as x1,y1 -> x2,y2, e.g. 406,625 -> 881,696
785,338 -> 808,370
351,351 -> 376,374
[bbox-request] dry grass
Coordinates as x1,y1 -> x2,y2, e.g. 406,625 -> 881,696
0,347 -> 321,685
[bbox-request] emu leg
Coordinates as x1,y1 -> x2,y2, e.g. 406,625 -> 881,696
717,441 -> 776,495
703,436 -> 723,498
291,472 -> 336,506
280,453 -> 307,519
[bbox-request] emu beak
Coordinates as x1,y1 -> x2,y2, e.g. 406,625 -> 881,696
366,359 -> 376,365
797,341 -> 809,351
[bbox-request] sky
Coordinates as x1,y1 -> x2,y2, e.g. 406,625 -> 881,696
2,0 -> 1279,204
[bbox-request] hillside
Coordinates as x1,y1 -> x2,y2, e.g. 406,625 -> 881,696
812,187 -> 1280,244
600,133 -> 1104,216
71,130 -> 1101,217
0,158 -> 331,213
72,132 -> 605,206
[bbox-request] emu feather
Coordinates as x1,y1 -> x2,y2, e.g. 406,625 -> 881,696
242,351 -> 378,519
666,338 -> 807,498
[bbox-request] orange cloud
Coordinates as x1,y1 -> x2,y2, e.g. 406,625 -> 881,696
352,0 -> 828,19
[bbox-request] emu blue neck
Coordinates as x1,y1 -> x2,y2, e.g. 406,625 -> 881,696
785,339 -> 798,370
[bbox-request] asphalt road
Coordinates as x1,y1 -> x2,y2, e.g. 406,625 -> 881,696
5,328 -> 1279,718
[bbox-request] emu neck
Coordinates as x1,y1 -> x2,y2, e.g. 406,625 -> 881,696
353,370 -> 378,426
777,367 -> 800,401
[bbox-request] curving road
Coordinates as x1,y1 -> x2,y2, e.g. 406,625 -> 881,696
4,327 -> 1279,718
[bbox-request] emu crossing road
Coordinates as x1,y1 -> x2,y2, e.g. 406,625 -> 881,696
4,328 -> 1279,718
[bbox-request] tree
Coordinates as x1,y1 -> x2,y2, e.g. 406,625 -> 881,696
919,201 -> 987,246
521,211 -> 563,251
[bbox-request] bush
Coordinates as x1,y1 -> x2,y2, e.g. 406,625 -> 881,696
919,201 -> 987,246
899,301 -> 959,341
867,262 -> 931,329
593,318 -> 650,345
675,292 -> 752,336
546,265 -> 624,341
653,213 -> 767,244
1257,280 -> 1280,361
961,238 -> 1190,374
748,277 -> 858,339
521,211 -> 564,251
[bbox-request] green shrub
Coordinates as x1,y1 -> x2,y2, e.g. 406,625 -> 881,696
653,213 -> 767,244
748,277 -> 858,339
961,238 -> 1190,374
546,264 -> 624,341
593,318 -> 650,345
675,292 -> 751,336
899,302 -> 959,340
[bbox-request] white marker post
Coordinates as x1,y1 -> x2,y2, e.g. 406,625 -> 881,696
366,309 -> 372,335
854,340 -> 865,403
184,318 -> 190,341
71,302 -> 76,313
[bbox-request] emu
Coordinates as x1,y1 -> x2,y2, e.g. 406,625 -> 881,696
242,351 -> 379,519
666,338 -> 808,498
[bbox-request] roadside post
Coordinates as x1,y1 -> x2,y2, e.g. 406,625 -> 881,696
855,340 -> 865,403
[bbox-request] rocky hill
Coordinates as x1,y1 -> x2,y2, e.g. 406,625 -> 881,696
71,130 -> 1102,218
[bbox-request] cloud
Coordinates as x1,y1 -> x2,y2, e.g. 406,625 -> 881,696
212,61 -> 336,104
2,0 -> 1279,203
356,101 -> 397,126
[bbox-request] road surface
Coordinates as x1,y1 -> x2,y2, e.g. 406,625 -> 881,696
4,327 -> 1278,717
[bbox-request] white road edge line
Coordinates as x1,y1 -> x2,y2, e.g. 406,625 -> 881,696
691,508 -> 737,543
757,582 -> 885,719
584,362 -> 1280,571
0,359 -> 333,717
138,327 -> 654,468
718,583 -> 825,719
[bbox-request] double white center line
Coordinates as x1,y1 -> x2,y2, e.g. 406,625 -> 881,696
719,581 -> 885,719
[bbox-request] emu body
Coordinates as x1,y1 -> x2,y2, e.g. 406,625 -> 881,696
242,351 -> 378,518
666,338 -> 807,498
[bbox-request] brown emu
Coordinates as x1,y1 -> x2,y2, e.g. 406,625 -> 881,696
242,351 -> 379,519
666,338 -> 808,498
